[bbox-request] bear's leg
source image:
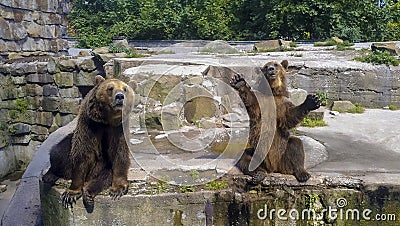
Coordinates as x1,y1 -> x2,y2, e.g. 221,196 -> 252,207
82,168 -> 112,213
236,148 -> 268,184
109,137 -> 130,199
61,174 -> 85,208
281,136 -> 310,182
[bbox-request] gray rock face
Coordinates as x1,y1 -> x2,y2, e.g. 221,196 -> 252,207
0,1 -> 69,54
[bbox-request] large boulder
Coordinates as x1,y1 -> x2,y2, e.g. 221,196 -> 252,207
331,101 -> 355,113
371,42 -> 400,56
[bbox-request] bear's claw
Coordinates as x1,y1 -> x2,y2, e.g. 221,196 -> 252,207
230,73 -> 247,90
303,94 -> 321,111
109,185 -> 128,200
61,190 -> 82,209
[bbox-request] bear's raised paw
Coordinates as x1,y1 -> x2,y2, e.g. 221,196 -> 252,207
303,94 -> 321,111
230,73 -> 248,90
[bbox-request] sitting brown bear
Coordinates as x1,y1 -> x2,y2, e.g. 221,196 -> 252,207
230,60 -> 320,184
43,75 -> 134,212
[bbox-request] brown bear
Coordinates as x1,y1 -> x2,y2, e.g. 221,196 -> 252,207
43,75 -> 134,212
230,60 -> 320,184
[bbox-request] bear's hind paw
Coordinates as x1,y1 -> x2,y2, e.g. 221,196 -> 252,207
294,170 -> 311,183
109,184 -> 128,200
61,189 -> 82,209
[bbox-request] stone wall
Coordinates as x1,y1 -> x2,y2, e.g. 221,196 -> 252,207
0,56 -> 100,178
0,0 -> 70,58
287,64 -> 400,108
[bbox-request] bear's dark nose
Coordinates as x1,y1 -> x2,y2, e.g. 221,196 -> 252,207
268,66 -> 275,73
115,92 -> 124,101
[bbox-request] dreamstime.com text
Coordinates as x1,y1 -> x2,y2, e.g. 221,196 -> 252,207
257,198 -> 396,222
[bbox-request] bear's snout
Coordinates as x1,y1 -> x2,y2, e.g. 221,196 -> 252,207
115,92 -> 124,105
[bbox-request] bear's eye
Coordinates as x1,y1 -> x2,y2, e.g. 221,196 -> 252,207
274,63 -> 278,67
123,86 -> 127,92
107,86 -> 114,92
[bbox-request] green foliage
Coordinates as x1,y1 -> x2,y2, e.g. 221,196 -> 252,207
15,99 -> 27,113
69,0 -> 400,44
314,38 -> 338,47
388,104 -> 399,110
109,43 -> 144,58
205,180 -> 228,190
355,50 -> 400,66
178,185 -> 195,193
301,118 -> 327,127
347,103 -> 365,114
316,92 -> 328,106
189,170 -> 200,180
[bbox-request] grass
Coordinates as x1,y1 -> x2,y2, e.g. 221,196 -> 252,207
388,104 -> 398,110
316,92 -> 328,106
314,39 -> 354,51
178,185 -> 195,193
314,39 -> 338,47
301,118 -> 327,127
347,103 -> 365,114
205,180 -> 228,190
108,43 -> 144,58
354,50 -> 400,66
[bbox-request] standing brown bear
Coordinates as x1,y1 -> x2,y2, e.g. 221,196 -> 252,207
43,75 -> 134,212
230,60 -> 320,184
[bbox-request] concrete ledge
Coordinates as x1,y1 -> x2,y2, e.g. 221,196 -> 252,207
1,119 -> 76,226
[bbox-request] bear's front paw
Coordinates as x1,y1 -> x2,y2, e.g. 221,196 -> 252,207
303,94 -> 321,111
109,183 -> 128,200
230,73 -> 247,90
61,189 -> 82,209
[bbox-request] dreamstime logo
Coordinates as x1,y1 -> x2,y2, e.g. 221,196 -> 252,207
257,197 -> 396,222
122,44 -> 276,186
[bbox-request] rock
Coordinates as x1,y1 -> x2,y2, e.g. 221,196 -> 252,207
10,134 -> 31,145
0,184 -> 7,193
11,76 -> 26,85
10,22 -> 27,40
59,87 -> 81,98
254,40 -> 281,51
55,72 -> 73,87
73,70 -> 96,86
24,84 -> 43,96
184,96 -> 217,123
31,125 -> 49,135
59,98 -> 80,114
0,17 -> 12,40
159,102 -> 184,130
9,123 -> 31,135
199,40 -> 239,54
289,88 -> 308,106
78,58 -> 96,72
58,59 -> 76,72
113,39 -> 129,49
331,36 -> 344,44
47,57 -> 58,74
26,96 -> 42,110
26,73 -> 54,84
92,47 -> 110,55
307,109 -> 325,121
78,50 -> 91,57
42,97 -> 60,111
197,118 -> 218,129
371,42 -> 400,56
331,101 -> 356,113
43,85 -> 59,96
8,52 -> 23,60
35,111 -> 53,127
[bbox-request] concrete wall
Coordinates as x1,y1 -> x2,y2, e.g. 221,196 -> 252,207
0,0 -> 70,57
0,56 -> 101,178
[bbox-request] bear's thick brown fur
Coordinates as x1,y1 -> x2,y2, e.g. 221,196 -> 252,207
43,75 -> 134,212
230,60 -> 320,184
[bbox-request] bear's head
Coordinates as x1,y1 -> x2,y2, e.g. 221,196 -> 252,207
88,75 -> 135,126
261,60 -> 289,97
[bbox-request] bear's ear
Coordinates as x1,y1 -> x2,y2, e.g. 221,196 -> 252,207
281,60 -> 289,70
95,75 -> 105,85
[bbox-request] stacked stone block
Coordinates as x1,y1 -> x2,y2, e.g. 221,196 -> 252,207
0,0 -> 70,57
0,56 -> 100,177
